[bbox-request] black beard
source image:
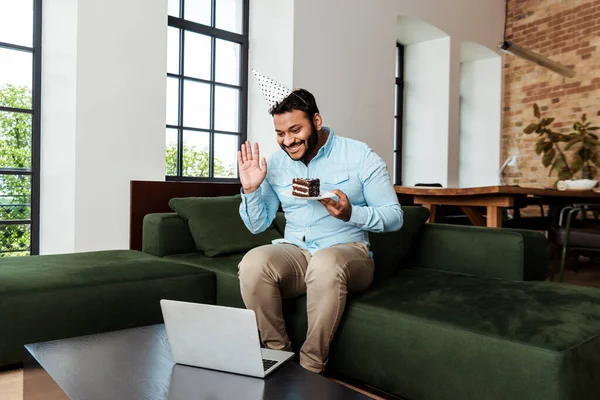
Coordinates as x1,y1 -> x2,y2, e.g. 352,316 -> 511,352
281,122 -> 319,161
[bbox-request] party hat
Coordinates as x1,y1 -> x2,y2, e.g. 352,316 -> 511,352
252,69 -> 292,109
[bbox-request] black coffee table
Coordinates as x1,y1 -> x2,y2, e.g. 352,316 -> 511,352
23,324 -> 371,400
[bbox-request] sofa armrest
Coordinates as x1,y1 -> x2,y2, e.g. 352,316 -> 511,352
409,224 -> 548,281
142,213 -> 197,257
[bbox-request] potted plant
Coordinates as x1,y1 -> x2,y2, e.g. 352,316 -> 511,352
523,103 -> 600,189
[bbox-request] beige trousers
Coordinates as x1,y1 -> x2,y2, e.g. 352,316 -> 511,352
238,242 -> 374,373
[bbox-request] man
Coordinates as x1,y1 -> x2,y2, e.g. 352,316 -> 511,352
238,71 -> 403,374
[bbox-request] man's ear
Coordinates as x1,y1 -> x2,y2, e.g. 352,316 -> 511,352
313,113 -> 323,130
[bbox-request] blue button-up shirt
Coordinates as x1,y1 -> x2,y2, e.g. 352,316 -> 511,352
239,127 -> 403,254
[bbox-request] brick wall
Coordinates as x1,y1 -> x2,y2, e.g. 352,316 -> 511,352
503,0 -> 600,188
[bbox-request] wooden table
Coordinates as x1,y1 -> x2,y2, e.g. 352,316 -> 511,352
23,324 -> 370,400
395,185 -> 600,228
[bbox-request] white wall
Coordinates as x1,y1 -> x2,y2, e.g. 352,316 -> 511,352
292,0 -> 398,172
40,0 -> 78,254
459,57 -> 503,187
245,0 -> 504,184
402,37 -> 451,186
40,0 -> 167,254
396,0 -> 505,187
396,0 -> 505,51
247,0 -> 295,159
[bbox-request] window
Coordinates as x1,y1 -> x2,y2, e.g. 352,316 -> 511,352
394,43 -> 405,185
166,0 -> 249,181
0,0 -> 42,256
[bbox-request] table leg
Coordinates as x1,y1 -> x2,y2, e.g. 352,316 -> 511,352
423,204 -> 437,223
486,206 -> 503,228
460,206 -> 486,227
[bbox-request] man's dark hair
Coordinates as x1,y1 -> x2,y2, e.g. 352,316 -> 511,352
269,89 -> 320,120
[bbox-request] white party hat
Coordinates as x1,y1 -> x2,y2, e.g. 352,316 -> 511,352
252,69 -> 292,109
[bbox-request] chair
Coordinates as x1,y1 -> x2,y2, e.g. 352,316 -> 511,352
548,204 -> 600,282
502,198 -> 554,231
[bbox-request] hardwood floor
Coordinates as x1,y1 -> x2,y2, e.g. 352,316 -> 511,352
549,259 -> 600,288
0,368 -> 23,400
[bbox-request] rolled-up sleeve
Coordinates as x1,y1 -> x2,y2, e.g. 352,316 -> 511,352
239,177 -> 280,234
348,148 -> 403,232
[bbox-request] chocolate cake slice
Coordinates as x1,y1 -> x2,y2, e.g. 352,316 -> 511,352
292,178 -> 320,197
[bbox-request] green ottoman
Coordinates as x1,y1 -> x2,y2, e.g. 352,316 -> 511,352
0,250 -> 215,367
328,269 -> 600,400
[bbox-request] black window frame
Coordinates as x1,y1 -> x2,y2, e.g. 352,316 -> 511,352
394,43 -> 404,186
0,0 -> 42,256
166,0 -> 249,182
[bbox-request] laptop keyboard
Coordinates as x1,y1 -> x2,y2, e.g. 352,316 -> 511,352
263,359 -> 277,371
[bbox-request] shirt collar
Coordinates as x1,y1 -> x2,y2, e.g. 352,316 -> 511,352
319,127 -> 336,158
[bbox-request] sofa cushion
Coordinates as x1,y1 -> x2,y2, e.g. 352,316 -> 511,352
273,212 -> 286,236
165,252 -> 246,308
369,206 -> 430,279
0,250 -> 206,295
328,268 -> 600,400
0,250 -> 215,367
169,195 -> 282,257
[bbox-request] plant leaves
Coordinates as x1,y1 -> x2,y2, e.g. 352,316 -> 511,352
578,147 -> 593,161
565,138 -> 581,151
551,157 -> 568,179
558,134 -> 571,142
534,103 -> 540,119
523,123 -> 538,134
571,156 -> 584,173
542,148 -> 556,167
535,139 -> 547,155
549,132 -> 568,143
555,156 -> 565,170
541,117 -> 555,127
584,137 -> 600,149
559,169 -> 573,180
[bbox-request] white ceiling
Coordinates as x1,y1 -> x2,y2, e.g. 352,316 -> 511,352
461,41 -> 500,63
396,16 -> 448,45
397,16 -> 500,62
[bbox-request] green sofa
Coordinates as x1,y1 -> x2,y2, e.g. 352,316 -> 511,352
0,249 -> 215,367
143,205 -> 600,400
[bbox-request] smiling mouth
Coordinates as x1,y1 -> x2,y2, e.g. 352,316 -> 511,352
285,142 -> 304,154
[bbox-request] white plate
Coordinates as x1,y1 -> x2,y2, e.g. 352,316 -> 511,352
282,190 -> 336,201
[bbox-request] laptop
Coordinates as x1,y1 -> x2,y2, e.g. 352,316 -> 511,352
160,299 -> 294,378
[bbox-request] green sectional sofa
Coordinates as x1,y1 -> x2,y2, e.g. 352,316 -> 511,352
142,204 -> 600,400
0,250 -> 215,367
2,198 -> 600,399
